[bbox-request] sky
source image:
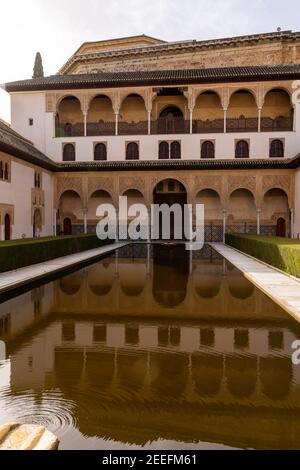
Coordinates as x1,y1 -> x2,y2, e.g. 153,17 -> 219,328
0,0 -> 299,122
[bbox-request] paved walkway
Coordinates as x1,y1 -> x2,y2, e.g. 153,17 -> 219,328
210,243 -> 300,323
0,242 -> 128,294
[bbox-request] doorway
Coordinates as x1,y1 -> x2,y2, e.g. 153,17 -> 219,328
4,214 -> 10,241
153,179 -> 187,240
63,217 -> 72,235
276,218 -> 286,237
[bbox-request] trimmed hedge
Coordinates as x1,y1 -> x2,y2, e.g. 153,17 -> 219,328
225,233 -> 300,278
0,234 -> 112,273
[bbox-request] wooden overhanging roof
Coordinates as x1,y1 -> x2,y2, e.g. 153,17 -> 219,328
0,120 -> 56,171
4,64 -> 300,92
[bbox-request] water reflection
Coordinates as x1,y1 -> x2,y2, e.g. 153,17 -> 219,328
0,244 -> 300,450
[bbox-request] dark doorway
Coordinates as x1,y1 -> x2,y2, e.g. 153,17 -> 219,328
63,217 -> 72,236
153,180 -> 187,240
4,214 -> 10,241
33,209 -> 42,237
276,218 -> 286,237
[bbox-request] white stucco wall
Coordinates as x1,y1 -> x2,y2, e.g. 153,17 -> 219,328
11,92 -> 47,153
294,169 -> 300,239
10,91 -> 300,163
0,158 -> 53,240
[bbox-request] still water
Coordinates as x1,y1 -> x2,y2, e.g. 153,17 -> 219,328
0,244 -> 300,450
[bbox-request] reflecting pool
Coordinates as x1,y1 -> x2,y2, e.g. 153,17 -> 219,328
0,244 -> 300,450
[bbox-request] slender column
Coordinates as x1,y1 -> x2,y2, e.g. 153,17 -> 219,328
116,209 -> 119,242
189,110 -> 193,134
53,209 -> 58,237
83,113 -> 87,137
83,208 -> 88,235
256,208 -> 261,235
293,105 -> 296,132
223,108 -> 227,133
53,113 -> 57,138
147,111 -> 151,135
115,113 -> 119,136
222,209 -> 227,243
258,108 -> 262,133
290,208 -> 295,238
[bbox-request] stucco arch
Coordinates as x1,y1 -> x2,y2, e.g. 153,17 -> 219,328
228,87 -> 258,105
56,94 -> 84,113
151,176 -> 188,196
87,92 -> 114,109
194,88 -> 222,102
119,92 -> 147,108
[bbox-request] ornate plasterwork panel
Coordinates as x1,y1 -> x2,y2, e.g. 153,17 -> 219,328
228,176 -> 256,196
56,177 -> 84,207
87,177 -> 114,199
262,175 -> 291,196
193,175 -> 223,197
119,176 -> 147,196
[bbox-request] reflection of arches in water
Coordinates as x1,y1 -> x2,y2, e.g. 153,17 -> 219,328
120,262 -> 147,297
86,351 -> 115,389
228,275 -> 254,299
153,245 -> 189,308
55,348 -> 84,385
59,272 -> 83,295
260,357 -> 292,400
226,356 -> 257,398
151,353 -> 188,399
192,354 -> 223,397
117,353 -> 148,391
88,264 -> 114,296
195,274 -> 221,298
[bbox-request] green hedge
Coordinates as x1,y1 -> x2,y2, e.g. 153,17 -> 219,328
0,234 -> 112,273
225,234 -> 300,278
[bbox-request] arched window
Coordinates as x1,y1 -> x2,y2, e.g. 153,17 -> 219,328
235,140 -> 249,159
159,141 -> 169,159
270,139 -> 284,158
94,143 -> 107,161
201,141 -> 215,159
4,164 -> 8,180
126,142 -> 139,160
170,141 -> 181,159
0,162 -> 3,179
63,143 -> 76,162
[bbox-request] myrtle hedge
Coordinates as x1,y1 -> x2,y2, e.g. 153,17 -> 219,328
225,233 -> 300,278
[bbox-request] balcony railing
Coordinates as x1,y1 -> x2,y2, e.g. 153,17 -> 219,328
55,123 -> 84,137
151,117 -> 190,134
55,115 -> 294,137
87,121 -> 115,136
119,121 -> 148,135
260,116 -> 293,132
226,117 -> 259,133
193,119 -> 224,133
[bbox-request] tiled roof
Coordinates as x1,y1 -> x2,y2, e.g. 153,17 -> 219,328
58,157 -> 300,172
0,121 -> 56,171
4,64 -> 300,92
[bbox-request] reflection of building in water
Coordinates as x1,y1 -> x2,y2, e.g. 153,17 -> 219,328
1,245 -> 300,448
5,315 -> 300,448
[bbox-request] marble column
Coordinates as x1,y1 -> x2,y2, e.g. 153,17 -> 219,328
222,209 -> 227,243
256,208 -> 261,235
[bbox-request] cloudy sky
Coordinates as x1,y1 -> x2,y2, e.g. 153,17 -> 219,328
0,0 -> 299,122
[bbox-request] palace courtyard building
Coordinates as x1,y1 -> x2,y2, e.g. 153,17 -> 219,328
1,30 -> 300,241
